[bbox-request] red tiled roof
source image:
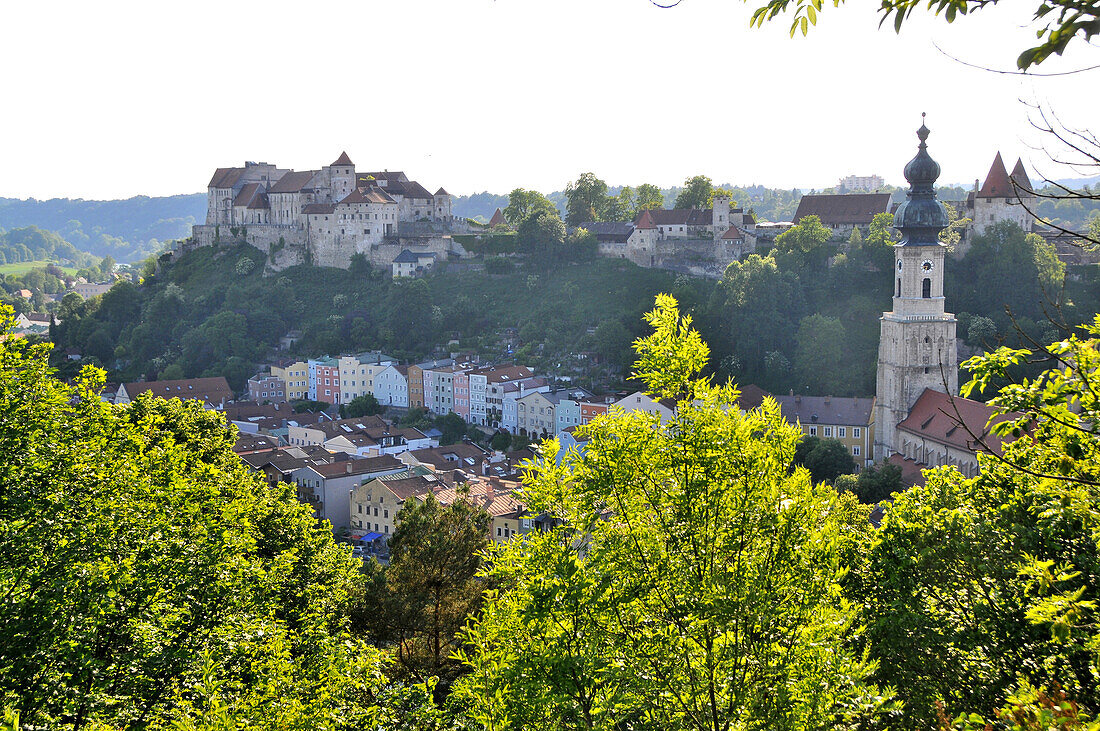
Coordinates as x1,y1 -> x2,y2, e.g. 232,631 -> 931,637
331,151 -> 353,166
887,453 -> 928,488
977,152 -> 1013,199
720,225 -> 743,240
735,384 -> 771,411
635,209 -> 656,229
1010,158 -> 1033,194
896,388 -> 1017,455
341,185 -> 395,205
122,377 -> 233,406
208,167 -> 244,189
233,182 -> 268,210
489,208 -> 506,226
793,193 -> 892,226
269,170 -> 317,194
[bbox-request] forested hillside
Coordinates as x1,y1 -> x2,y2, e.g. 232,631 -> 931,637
0,226 -> 97,268
50,213 -> 1097,400
0,193 -> 205,262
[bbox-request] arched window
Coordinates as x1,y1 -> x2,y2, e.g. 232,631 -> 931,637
896,278 -> 901,297
922,277 -> 931,298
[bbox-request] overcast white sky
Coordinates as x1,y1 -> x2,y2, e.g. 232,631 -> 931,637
0,0 -> 1096,200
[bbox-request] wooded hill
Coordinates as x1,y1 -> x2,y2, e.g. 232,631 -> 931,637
48,215 -> 1099,401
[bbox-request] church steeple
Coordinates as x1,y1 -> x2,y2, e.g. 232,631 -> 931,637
891,118 -> 949,310
874,116 -> 958,462
893,116 -> 949,247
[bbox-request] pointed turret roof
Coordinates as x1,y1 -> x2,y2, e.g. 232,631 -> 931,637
331,151 -> 353,167
435,187 -> 450,196
977,152 -> 1013,198
488,208 -> 506,227
635,209 -> 656,230
1009,158 -> 1033,193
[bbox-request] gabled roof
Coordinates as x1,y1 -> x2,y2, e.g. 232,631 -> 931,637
359,171 -> 409,184
233,182 -> 268,210
489,208 -> 507,227
977,152 -> 1013,198
896,388 -> 1016,455
635,208 -> 656,229
121,377 -> 233,406
393,249 -> 419,263
310,454 -> 404,479
720,225 -> 743,241
269,170 -> 318,194
340,185 -> 395,205
579,221 -> 634,242
735,384 -> 771,411
366,473 -> 441,500
1010,158 -> 1033,193
208,167 -> 244,189
793,193 -> 892,226
471,365 -> 535,383
435,187 -> 449,196
331,151 -> 353,166
773,394 -> 874,427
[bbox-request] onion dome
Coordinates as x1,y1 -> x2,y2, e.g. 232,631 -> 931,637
893,114 -> 948,246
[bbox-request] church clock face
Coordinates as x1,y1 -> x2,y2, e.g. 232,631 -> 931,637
921,259 -> 934,272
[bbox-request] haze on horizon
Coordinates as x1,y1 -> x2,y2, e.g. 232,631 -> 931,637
0,0 -> 1096,202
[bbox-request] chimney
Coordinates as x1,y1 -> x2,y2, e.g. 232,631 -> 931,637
486,481 -> 495,500
974,178 -> 980,191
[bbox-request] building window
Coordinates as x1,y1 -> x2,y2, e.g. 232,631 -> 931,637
808,426 -> 817,436
853,445 -> 861,456
896,278 -> 901,297
922,277 -> 931,298
838,427 -> 846,438
853,427 -> 861,438
823,426 -> 833,437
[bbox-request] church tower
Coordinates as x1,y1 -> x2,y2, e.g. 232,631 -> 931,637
874,117 -> 958,462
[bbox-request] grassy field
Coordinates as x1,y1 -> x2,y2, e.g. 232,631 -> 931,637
0,260 -> 79,276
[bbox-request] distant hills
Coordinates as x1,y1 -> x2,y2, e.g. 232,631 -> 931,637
0,194 -> 205,263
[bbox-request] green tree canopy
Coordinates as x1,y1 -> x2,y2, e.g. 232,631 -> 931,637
673,175 -> 714,210
353,491 -> 490,694
503,188 -> 557,226
0,307 -> 398,728
633,183 -> 666,216
564,173 -> 610,226
746,0 -> 1099,68
793,434 -> 858,483
454,295 -> 888,731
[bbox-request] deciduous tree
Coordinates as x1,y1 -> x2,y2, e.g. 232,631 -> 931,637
455,295 -> 889,731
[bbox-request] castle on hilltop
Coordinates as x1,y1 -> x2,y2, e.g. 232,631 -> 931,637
187,153 -> 470,271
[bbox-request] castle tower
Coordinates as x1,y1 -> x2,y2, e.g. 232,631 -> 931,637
712,194 -> 730,240
326,151 -> 356,202
874,117 -> 958,462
